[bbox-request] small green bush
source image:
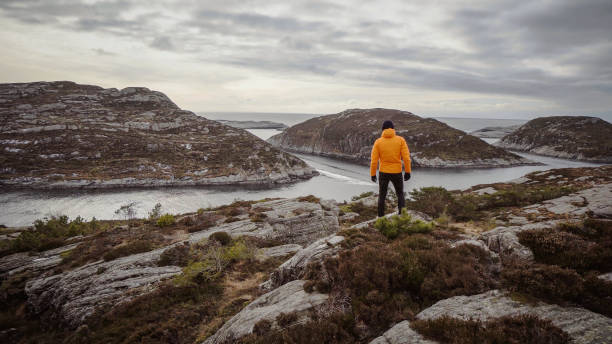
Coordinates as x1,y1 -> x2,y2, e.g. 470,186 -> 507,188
223,240 -> 254,262
148,203 -> 162,221
374,210 -> 433,239
158,243 -> 191,267
156,214 -> 176,227
172,261 -> 214,287
209,231 -> 231,246
351,191 -> 374,201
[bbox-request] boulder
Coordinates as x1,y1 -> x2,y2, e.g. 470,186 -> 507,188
202,280 -> 328,344
369,320 -> 437,344
262,234 -> 345,291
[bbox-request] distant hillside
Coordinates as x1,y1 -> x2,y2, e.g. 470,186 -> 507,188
471,124 -> 521,138
496,116 -> 612,163
268,108 -> 535,168
0,81 -> 316,188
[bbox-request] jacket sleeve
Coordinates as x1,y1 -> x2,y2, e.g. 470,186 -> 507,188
370,140 -> 379,176
401,138 -> 411,173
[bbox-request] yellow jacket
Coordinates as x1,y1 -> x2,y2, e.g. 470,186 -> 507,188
370,128 -> 411,176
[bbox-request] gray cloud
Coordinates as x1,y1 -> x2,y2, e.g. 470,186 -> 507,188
1,0 -> 611,115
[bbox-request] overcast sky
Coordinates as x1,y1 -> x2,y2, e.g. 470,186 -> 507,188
1,0 -> 611,120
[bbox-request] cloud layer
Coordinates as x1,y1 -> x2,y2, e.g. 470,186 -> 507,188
1,0 -> 611,119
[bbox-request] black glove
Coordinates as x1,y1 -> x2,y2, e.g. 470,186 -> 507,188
404,173 -> 411,181
371,175 -> 377,183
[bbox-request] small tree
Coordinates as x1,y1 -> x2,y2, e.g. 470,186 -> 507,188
115,202 -> 138,221
148,203 -> 162,221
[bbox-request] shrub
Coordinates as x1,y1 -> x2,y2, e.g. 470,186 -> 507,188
209,231 -> 231,246
156,214 -> 176,227
158,243 -> 191,267
249,212 -> 267,222
412,314 -> 569,344
502,262 -> 612,317
5,215 -> 91,255
252,319 -> 272,336
172,261 -> 215,287
114,202 -> 138,221
223,240 -> 255,262
103,240 -> 154,261
374,210 -> 433,239
407,187 -> 453,218
276,312 -> 299,327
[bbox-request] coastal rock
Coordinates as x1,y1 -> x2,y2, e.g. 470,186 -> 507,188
216,120 -> 288,130
268,108 -> 535,168
470,124 -> 521,138
416,290 -> 612,344
496,116 -> 612,163
0,81 -> 316,189
369,320 -> 437,344
202,280 -> 328,344
263,234 -> 345,291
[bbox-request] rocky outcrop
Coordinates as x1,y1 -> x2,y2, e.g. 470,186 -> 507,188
262,234 -> 345,291
416,290 -> 612,344
25,245 -> 182,327
217,120 -> 288,130
202,280 -> 328,344
188,198 -> 340,246
479,183 -> 612,261
496,116 -> 612,163
470,125 -> 521,138
268,108 -> 535,168
0,81 -> 316,189
21,197 -> 340,327
369,320 -> 436,344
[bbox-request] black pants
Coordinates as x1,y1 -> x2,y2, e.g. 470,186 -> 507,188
378,172 -> 405,217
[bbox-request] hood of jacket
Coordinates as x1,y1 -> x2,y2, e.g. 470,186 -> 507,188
382,128 -> 396,138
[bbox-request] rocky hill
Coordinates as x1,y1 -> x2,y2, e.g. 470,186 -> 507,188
0,81 -> 316,188
217,120 -> 288,130
496,116 -> 612,163
1,165 -> 611,343
268,108 -> 535,168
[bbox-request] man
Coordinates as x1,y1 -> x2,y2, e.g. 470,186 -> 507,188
370,120 -> 411,217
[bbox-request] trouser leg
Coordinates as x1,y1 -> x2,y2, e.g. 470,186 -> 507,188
389,173 -> 405,214
378,172 -> 390,217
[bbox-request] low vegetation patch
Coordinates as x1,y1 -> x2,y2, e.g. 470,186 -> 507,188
102,240 -> 154,261
374,210 -> 433,239
502,262 -> 612,317
412,314 -> 569,344
518,221 -> 612,272
156,214 -> 176,227
1,215 -> 95,257
297,195 -> 320,203
301,232 -> 497,339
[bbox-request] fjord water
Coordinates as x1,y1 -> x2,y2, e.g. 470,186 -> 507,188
0,115 -> 600,227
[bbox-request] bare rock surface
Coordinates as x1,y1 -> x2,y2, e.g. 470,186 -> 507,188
22,197 -> 340,327
188,198 -> 340,246
369,320 -> 437,344
262,234 -> 345,291
202,280 -> 328,344
416,290 -> 612,344
268,108 -> 535,168
0,243 -> 78,278
496,116 -> 612,163
479,183 -> 612,262
25,245 -> 181,328
0,81 -> 316,188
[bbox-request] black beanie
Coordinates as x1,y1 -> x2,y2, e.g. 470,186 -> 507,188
382,120 -> 394,130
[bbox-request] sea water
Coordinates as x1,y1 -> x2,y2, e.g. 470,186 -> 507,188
0,114 -> 598,226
